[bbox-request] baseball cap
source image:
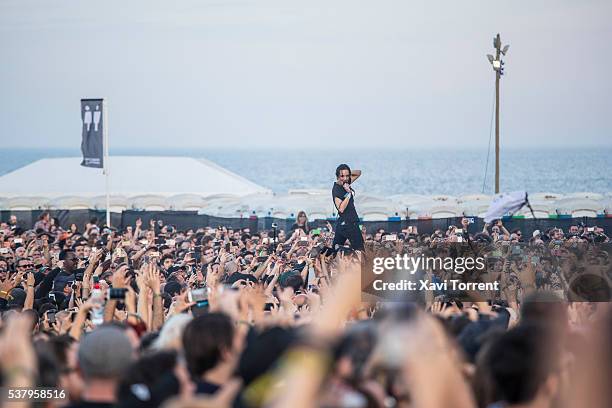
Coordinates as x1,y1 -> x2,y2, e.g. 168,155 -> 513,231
532,230 -> 541,238
78,326 -> 134,379
7,288 -> 26,308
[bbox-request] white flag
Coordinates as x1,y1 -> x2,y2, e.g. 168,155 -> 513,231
484,191 -> 528,223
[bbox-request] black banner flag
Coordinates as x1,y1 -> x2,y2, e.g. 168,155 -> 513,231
80,99 -> 104,168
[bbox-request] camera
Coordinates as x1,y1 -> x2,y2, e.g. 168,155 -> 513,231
271,223 -> 278,229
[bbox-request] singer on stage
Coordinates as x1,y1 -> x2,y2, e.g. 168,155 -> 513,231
332,164 -> 364,251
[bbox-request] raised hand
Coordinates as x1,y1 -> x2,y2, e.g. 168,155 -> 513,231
26,272 -> 35,288
112,264 -> 129,289
135,269 -> 147,292
144,264 -> 161,294
75,297 -> 96,313
169,291 -> 195,316
430,301 -> 447,316
0,275 -> 15,294
205,264 -> 220,288
0,313 -> 37,380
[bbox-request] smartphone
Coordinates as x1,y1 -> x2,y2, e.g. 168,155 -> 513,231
299,236 -> 309,246
165,239 -> 175,247
139,239 -> 148,245
0,248 -> 8,254
191,299 -> 210,317
109,287 -> 127,300
149,251 -> 161,259
47,311 -> 57,324
189,288 -> 210,316
14,238 -> 23,244
188,288 -> 207,303
587,227 -> 595,232
384,234 -> 397,242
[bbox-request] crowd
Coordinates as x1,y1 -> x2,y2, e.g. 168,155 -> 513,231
0,211 -> 610,408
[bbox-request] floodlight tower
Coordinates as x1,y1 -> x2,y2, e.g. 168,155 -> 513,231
486,34 -> 509,194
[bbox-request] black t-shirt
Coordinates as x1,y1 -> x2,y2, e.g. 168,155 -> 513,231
332,183 -> 359,223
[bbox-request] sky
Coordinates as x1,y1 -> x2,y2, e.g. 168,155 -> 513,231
1,0 -> 611,149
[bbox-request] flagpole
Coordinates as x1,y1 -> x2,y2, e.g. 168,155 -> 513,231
103,98 -> 110,227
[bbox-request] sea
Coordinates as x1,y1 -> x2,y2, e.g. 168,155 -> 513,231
0,147 -> 610,196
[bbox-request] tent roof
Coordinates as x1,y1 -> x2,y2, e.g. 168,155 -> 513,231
0,156 -> 270,198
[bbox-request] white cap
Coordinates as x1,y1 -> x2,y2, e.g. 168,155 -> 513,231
532,229 -> 541,238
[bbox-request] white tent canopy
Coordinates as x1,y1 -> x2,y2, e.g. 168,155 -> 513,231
0,156 -> 271,199
0,158 -> 609,219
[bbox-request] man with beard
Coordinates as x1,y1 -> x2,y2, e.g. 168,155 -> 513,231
53,250 -> 78,292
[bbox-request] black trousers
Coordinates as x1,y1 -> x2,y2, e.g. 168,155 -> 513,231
333,221 -> 364,251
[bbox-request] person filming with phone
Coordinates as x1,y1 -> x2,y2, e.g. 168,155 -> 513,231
332,164 -> 364,252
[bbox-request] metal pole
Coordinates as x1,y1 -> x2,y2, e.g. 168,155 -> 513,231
495,35 -> 501,194
103,98 -> 110,227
